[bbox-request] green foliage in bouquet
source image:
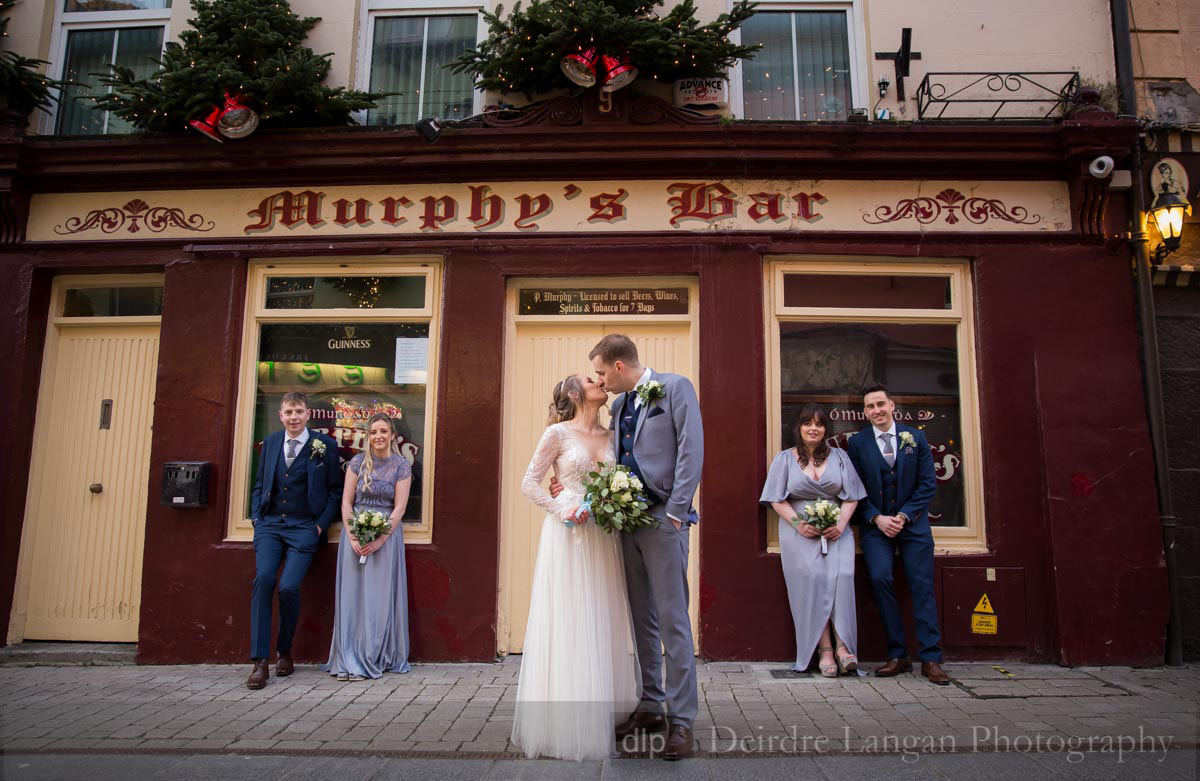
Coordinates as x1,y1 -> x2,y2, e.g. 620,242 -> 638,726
583,462 -> 654,534
91,0 -> 387,132
0,0 -> 70,116
451,0 -> 760,97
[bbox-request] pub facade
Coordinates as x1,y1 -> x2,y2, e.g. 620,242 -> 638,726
0,0 -> 1171,667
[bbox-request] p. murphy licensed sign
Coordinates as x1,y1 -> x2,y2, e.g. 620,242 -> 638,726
28,179 -> 1072,241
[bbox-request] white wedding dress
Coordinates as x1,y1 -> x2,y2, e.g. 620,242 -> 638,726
512,423 -> 641,761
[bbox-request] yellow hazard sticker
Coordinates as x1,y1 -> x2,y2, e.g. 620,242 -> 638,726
971,614 -> 998,635
973,593 -> 994,614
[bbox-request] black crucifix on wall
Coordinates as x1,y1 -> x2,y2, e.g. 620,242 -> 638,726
875,28 -> 921,102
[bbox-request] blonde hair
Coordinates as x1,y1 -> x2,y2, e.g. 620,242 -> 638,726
359,412 -> 400,493
547,374 -> 584,424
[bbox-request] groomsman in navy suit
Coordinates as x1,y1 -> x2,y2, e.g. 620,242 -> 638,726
246,391 -> 342,690
846,384 -> 949,685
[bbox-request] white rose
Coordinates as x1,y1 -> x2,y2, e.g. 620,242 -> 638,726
621,491 -> 633,503
629,476 -> 643,491
370,515 -> 383,527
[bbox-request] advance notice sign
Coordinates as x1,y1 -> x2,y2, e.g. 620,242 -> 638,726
518,287 -> 689,316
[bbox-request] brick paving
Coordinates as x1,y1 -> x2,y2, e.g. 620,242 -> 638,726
1,657 -> 1197,764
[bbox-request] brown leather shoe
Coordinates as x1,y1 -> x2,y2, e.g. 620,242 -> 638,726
663,725 -> 694,761
874,658 -> 913,677
246,660 -> 269,690
921,661 -> 950,685
275,652 -> 294,677
615,710 -> 668,740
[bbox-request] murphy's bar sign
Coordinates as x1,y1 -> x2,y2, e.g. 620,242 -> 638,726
27,179 -> 1072,241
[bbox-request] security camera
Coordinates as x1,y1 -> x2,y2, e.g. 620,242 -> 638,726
1088,155 -> 1115,179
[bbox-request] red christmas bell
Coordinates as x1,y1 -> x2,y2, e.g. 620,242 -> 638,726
217,93 -> 259,139
188,105 -> 224,143
599,53 -> 638,92
561,47 -> 599,87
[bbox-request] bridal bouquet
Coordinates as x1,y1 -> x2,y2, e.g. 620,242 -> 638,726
800,499 -> 841,555
347,509 -> 391,564
578,462 -> 653,534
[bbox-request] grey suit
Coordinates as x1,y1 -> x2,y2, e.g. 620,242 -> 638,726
611,370 -> 703,729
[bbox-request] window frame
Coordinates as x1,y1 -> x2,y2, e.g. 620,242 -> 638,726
43,3 -> 173,136
355,0 -> 486,127
763,257 -> 988,554
226,259 -> 443,544
728,0 -> 868,121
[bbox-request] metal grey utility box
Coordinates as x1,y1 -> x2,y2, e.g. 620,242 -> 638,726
162,462 -> 211,508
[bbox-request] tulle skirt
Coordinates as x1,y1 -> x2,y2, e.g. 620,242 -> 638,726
511,513 -> 642,761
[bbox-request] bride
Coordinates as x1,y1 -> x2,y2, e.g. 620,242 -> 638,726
512,373 -> 641,761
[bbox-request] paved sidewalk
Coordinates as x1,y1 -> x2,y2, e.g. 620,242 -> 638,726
1,657 -> 1197,771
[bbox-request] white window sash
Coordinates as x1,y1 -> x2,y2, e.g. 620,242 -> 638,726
44,4 -> 171,135
356,4 -> 486,126
728,0 -> 866,121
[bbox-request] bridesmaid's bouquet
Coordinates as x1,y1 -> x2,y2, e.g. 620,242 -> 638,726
347,510 -> 391,564
579,463 -> 653,534
801,499 -> 841,555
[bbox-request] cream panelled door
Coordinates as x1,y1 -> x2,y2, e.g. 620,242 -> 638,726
20,324 -> 159,642
499,321 -> 699,654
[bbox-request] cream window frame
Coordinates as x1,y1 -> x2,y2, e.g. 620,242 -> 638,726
727,0 -> 868,121
226,258 -> 442,545
42,4 -> 173,136
763,257 -> 987,555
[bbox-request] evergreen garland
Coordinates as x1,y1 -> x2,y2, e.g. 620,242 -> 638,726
452,0 -> 759,97
92,0 -> 387,132
0,0 -> 69,116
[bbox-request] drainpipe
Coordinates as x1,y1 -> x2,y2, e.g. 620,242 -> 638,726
1111,0 -> 1183,666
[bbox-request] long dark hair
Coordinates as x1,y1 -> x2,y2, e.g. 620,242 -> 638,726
793,405 -> 830,468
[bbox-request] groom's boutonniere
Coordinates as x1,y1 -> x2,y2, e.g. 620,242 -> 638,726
899,431 -> 917,452
636,380 -> 666,408
310,438 -> 327,460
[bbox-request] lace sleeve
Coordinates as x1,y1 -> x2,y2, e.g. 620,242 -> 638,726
522,425 -> 568,517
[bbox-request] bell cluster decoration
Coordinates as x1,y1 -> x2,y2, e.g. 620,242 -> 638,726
189,92 -> 261,143
560,48 -> 639,93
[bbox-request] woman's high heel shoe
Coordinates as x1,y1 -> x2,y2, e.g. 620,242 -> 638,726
817,646 -> 838,678
836,642 -> 858,674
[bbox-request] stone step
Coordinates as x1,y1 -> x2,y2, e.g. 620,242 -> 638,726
0,641 -> 136,666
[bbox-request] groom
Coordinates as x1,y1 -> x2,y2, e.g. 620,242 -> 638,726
591,334 -> 703,760
845,384 -> 949,685
246,391 -> 342,690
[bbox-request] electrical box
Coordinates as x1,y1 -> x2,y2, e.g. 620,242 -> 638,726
942,566 -> 1027,648
162,462 -> 211,508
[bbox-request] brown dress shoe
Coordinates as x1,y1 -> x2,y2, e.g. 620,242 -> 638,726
246,660 -> 269,690
276,652 -> 294,677
615,710 -> 668,740
874,658 -> 913,677
663,725 -> 694,761
921,662 -> 950,685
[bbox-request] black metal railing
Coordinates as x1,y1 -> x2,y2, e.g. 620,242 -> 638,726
914,72 -> 1081,120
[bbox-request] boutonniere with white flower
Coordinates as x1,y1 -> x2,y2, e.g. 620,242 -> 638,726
636,381 -> 666,408
309,438 -> 327,460
899,431 -> 917,452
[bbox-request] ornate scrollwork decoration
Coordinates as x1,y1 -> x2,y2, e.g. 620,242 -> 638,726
863,188 -> 1041,226
55,198 -> 214,235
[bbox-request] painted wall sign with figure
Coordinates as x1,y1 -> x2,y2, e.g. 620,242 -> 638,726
518,287 -> 689,316
28,179 -> 1072,241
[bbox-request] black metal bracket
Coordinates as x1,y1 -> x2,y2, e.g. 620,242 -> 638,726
874,28 -> 921,102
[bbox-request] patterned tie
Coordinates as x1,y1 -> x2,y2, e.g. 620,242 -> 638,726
286,438 -> 299,468
881,433 -> 895,467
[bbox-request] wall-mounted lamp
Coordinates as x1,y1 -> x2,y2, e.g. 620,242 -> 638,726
415,115 -> 447,143
877,76 -> 890,98
1149,185 -> 1190,262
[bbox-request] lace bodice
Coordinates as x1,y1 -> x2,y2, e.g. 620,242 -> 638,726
521,423 -> 614,518
349,452 -> 412,510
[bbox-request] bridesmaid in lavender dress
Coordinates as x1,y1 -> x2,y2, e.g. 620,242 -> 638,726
760,405 -> 866,677
325,412 -> 413,681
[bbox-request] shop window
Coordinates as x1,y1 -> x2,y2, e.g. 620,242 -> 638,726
51,1 -> 171,135
228,261 -> 442,543
766,260 -> 986,553
363,6 -> 480,126
732,2 -> 865,121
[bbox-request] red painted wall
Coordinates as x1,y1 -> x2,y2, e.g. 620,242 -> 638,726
0,235 -> 1169,667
